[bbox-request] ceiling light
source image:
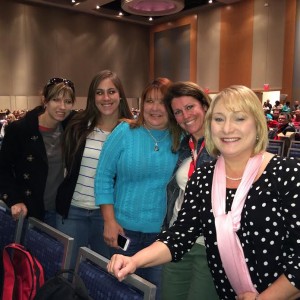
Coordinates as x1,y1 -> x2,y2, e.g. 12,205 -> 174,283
119,12 -> 124,16
96,5 -> 100,9
149,17 -> 153,21
121,0 -> 184,17
208,0 -> 213,3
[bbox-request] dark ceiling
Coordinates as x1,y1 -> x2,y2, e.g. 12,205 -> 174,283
18,0 -> 239,26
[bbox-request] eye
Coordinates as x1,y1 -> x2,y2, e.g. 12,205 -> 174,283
186,105 -> 194,110
173,110 -> 182,116
145,99 -> 153,103
236,115 -> 246,122
213,117 -> 224,122
108,89 -> 117,95
96,90 -> 104,95
64,99 -> 73,105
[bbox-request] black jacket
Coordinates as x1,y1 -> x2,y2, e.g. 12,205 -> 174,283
0,106 -> 73,220
56,141 -> 86,218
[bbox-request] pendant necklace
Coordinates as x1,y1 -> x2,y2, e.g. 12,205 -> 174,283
144,124 -> 169,151
225,175 -> 242,181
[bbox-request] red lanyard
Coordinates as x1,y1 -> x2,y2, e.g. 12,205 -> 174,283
188,137 -> 205,178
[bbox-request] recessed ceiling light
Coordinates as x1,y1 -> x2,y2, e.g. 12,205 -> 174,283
122,0 -> 184,17
96,5 -> 100,9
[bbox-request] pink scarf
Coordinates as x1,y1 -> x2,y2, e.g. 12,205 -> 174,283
212,154 -> 263,295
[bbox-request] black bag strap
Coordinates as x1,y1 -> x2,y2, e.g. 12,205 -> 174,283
54,269 -> 91,300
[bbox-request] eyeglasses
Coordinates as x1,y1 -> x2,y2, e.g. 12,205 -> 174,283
46,77 -> 75,92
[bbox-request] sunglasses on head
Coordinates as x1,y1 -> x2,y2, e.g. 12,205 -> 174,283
46,77 -> 75,92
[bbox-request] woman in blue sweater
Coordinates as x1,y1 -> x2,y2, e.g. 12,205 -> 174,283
94,78 -> 179,299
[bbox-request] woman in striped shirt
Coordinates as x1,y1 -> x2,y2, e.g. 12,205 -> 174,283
56,70 -> 132,269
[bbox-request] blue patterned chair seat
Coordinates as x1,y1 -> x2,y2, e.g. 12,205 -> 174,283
78,259 -> 143,300
24,227 -> 64,280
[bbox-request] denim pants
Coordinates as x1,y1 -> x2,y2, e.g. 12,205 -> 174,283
56,205 -> 110,269
44,210 -> 58,228
109,229 -> 162,300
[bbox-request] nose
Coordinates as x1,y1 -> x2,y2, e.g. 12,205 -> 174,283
151,101 -> 161,110
102,91 -> 111,100
181,109 -> 190,119
223,119 -> 233,133
58,99 -> 67,109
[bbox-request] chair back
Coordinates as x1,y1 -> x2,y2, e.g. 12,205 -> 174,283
75,247 -> 156,300
287,148 -> 300,159
267,140 -> 285,156
290,141 -> 300,149
23,217 -> 74,280
0,201 -> 24,250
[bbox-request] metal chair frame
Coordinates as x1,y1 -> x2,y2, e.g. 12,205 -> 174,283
75,247 -> 156,300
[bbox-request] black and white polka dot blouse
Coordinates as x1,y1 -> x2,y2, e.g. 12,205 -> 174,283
157,156 -> 300,299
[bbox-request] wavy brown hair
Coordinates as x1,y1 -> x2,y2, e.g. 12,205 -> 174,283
63,70 -> 132,170
164,81 -> 211,152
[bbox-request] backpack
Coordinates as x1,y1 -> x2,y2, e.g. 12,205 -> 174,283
2,243 -> 45,300
33,270 -> 91,300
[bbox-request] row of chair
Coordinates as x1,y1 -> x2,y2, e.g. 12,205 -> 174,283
267,140 -> 300,159
0,201 -> 156,299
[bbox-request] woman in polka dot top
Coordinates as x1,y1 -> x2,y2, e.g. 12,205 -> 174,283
107,86 -> 300,300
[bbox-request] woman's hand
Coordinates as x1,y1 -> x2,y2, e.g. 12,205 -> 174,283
11,203 -> 27,220
107,254 -> 137,281
103,219 -> 123,248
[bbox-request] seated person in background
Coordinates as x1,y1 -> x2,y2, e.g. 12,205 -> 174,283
282,101 -> 291,113
268,113 -> 295,140
268,109 -> 280,129
263,99 -> 272,114
0,113 -> 16,138
272,100 -> 282,112
292,100 -> 300,113
266,113 -> 275,130
292,109 -> 300,128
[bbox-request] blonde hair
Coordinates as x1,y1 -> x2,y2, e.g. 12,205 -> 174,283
205,85 -> 268,157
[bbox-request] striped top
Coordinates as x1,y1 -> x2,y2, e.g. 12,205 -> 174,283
71,127 -> 109,209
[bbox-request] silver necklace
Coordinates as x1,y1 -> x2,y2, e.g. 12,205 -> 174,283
144,124 -> 169,151
225,175 -> 242,181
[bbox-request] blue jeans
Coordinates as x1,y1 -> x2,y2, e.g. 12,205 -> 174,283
56,205 -> 110,269
109,229 -> 162,300
44,210 -> 57,228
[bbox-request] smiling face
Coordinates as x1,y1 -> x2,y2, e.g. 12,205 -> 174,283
211,98 -> 257,160
143,89 -> 168,130
43,92 -> 74,127
95,78 -> 120,118
171,96 -> 206,141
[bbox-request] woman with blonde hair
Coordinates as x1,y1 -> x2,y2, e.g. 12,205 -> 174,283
107,85 -> 300,300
